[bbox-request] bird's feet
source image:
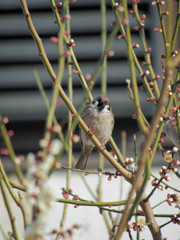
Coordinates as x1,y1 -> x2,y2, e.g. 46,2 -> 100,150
87,128 -> 95,137
99,144 -> 106,152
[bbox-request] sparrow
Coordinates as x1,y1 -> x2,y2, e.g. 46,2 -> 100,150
75,95 -> 114,170
162,117 -> 180,149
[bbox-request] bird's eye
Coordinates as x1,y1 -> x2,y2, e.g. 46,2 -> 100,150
92,100 -> 96,105
107,106 -> 110,111
99,99 -> 104,105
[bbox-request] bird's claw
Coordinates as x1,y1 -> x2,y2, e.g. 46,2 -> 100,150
87,128 -> 95,136
99,144 -> 106,152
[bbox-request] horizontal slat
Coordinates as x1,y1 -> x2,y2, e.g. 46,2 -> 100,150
0,0 -> 100,9
0,35 -> 144,63
0,88 -> 154,121
0,61 -> 144,89
0,0 -> 149,10
0,9 -> 152,37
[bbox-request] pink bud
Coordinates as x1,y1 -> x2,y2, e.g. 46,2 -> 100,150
2,116 -> 9,124
56,2 -> 62,8
50,36 -> 59,44
152,1 -> 157,6
73,70 -> 79,74
134,26 -> 139,31
141,14 -> 146,20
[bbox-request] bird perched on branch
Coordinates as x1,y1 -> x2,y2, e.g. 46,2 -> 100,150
75,95 -> 114,170
163,117 -> 180,149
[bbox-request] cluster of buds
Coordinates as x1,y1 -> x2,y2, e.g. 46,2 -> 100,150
146,97 -> 159,103
114,3 -> 124,12
56,2 -> 62,13
123,157 -> 137,172
172,49 -> 180,58
134,23 -> 144,31
97,168 -> 119,180
131,218 -> 145,231
167,85 -> 173,96
152,1 -> 165,6
51,224 -> 80,239
139,70 -> 150,77
47,124 -> 62,133
151,178 -> 164,191
159,165 -> 170,178
162,11 -> 169,16
160,114 -> 171,121
170,106 -> 177,113
171,214 -> 180,225
61,14 -> 71,22
154,27 -> 163,33
167,193 -> 180,206
149,147 -> 153,155
62,188 -> 73,199
118,33 -> 126,39
131,43 -> 139,48
69,39 -> 76,48
134,14 -> 146,31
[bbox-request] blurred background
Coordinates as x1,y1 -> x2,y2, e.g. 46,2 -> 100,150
0,0 -> 175,171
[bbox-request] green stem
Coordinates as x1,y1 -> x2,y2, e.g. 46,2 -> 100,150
43,22 -> 65,149
58,1 -> 72,238
0,173 -> 19,240
56,197 -> 134,207
133,4 -> 160,98
101,0 -> 107,96
166,0 -> 172,60
170,1 -> 180,53
110,0 -> 157,106
152,199 -> 167,210
33,69 -> 66,147
0,115 -> 25,185
0,160 -> 28,226
151,173 -> 180,193
156,2 -> 167,54
149,71 -> 180,166
115,7 -> 171,239
124,1 -> 148,134
49,0 -> 92,100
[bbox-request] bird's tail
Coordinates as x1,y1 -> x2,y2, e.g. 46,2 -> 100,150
75,147 -> 93,170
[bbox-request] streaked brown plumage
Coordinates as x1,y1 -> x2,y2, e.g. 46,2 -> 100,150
75,95 -> 114,170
